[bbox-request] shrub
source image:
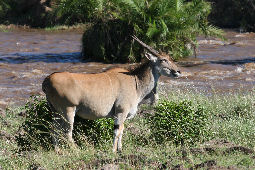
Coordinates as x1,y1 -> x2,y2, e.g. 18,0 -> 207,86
17,95 -> 114,150
51,0 -> 98,25
51,0 -> 115,25
82,0 -> 223,62
16,95 -> 53,150
148,100 -> 208,145
81,19 -> 136,63
113,0 -> 223,60
74,117 -> 114,145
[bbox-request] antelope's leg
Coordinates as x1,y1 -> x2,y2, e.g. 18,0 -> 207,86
52,111 -> 63,151
52,106 -> 76,150
117,124 -> 124,151
113,123 -> 125,152
140,85 -> 158,106
63,106 -> 76,143
113,111 -> 128,152
150,85 -> 158,105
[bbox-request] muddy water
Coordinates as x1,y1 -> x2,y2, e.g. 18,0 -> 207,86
0,30 -> 255,108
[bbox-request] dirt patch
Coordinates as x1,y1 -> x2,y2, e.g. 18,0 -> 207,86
224,146 -> 254,155
194,160 -> 217,169
172,161 -> 238,170
187,139 -> 255,157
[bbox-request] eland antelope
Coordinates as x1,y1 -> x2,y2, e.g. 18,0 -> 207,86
42,36 -> 181,152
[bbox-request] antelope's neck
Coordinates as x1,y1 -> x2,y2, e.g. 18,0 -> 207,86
135,62 -> 160,101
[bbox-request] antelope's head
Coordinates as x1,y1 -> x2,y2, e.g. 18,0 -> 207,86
132,36 -> 181,78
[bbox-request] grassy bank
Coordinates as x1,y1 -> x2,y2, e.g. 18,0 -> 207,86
1,90 -> 255,169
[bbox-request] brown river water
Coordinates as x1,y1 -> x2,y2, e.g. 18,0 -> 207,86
0,29 -> 255,109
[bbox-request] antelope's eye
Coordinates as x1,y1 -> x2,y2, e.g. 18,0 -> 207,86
160,59 -> 168,63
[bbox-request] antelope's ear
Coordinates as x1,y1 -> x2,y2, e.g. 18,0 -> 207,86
145,52 -> 158,63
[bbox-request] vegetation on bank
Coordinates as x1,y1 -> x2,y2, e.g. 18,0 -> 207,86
0,0 -> 254,63
1,0 -> 254,31
1,90 -> 255,169
1,0 -> 223,62
81,0 -> 223,63
208,0 -> 255,32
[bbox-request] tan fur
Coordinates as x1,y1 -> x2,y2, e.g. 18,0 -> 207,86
42,50 -> 181,152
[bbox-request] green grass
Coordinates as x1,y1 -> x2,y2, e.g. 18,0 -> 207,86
1,90 -> 255,169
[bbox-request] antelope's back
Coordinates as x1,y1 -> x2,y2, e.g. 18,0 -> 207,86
42,68 -> 138,117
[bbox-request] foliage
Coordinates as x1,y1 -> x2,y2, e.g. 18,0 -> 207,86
16,95 -> 53,150
16,95 -> 114,150
1,0 -> 223,62
81,0 -> 223,62
0,0 -> 50,27
81,19 -> 136,63
74,117 -> 114,145
51,0 -> 112,25
148,99 -> 208,145
208,0 -> 255,32
111,0 -> 223,60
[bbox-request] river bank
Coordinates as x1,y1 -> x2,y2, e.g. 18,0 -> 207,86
0,29 -> 255,109
1,28 -> 255,169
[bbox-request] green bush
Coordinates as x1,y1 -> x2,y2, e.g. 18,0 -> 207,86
16,95 -> 53,150
82,0 -> 223,62
82,19 -> 137,63
51,0 -> 101,25
17,95 -> 114,150
74,117 -> 114,145
148,100 -> 208,145
114,0 -> 223,60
